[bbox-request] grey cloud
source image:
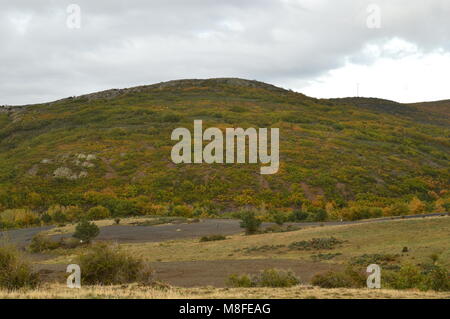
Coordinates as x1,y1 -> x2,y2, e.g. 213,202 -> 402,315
1,0 -> 450,105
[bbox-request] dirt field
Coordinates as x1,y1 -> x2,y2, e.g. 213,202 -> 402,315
33,259 -> 341,287
149,259 -> 342,287
54,219 -> 248,243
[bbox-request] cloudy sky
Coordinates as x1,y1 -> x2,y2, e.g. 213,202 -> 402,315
2,0 -> 450,105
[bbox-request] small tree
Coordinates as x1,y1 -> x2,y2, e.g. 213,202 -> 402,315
73,219 -> 100,243
0,245 -> 40,290
239,211 -> 261,235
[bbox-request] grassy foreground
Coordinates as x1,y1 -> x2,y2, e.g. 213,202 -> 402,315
0,283 -> 448,299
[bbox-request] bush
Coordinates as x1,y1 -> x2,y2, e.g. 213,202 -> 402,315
172,205 -> 193,218
29,234 -> 82,252
227,269 -> 300,288
311,267 -> 366,288
0,245 -> 40,290
76,243 -> 153,285
385,264 -> 424,290
227,274 -> 253,287
29,234 -> 60,253
87,206 -> 111,220
239,211 -> 261,234
255,269 -> 300,287
199,235 -> 227,242
0,209 -> 40,228
421,265 -> 450,291
73,219 -> 100,243
384,255 -> 450,291
46,205 -> 68,223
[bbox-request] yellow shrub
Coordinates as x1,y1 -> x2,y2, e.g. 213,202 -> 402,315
409,197 -> 426,214
0,209 -> 39,227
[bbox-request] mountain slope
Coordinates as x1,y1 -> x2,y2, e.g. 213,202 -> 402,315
0,78 -> 449,221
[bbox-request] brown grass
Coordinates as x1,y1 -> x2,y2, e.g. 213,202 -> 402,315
0,283 -> 448,299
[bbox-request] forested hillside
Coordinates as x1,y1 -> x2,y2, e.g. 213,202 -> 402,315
0,78 -> 449,227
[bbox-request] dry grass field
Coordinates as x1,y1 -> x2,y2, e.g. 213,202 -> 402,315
0,283 -> 448,299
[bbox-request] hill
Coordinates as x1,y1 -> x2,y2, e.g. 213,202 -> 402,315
0,78 -> 449,225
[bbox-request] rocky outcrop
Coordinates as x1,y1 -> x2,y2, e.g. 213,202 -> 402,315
52,78 -> 291,103
53,167 -> 76,179
53,167 -> 89,180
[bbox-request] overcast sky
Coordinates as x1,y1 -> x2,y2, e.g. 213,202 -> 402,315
2,0 -> 450,105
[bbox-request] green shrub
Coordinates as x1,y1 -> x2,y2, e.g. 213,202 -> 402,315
29,234 -> 60,253
311,271 -> 353,288
421,264 -> 450,291
255,269 -> 300,287
199,234 -> 227,242
87,206 -> 111,220
77,243 -> 153,285
227,274 -> 253,287
73,219 -> 100,243
239,211 -> 261,235
227,269 -> 300,288
0,245 -> 40,290
385,255 -> 450,291
311,267 -> 366,288
385,264 -> 424,290
29,234 -> 82,252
